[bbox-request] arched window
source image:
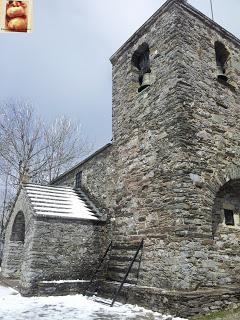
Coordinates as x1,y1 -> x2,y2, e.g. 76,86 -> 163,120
10,212 -> 25,243
132,43 -> 151,92
215,41 -> 230,82
212,179 -> 240,238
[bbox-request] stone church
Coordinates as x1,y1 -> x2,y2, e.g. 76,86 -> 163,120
1,0 -> 240,317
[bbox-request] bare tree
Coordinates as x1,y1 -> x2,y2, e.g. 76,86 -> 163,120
0,101 -> 48,186
0,101 -> 92,185
41,117 -> 91,183
0,101 -> 93,238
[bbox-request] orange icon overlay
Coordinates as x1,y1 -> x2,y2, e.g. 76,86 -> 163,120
0,0 -> 33,33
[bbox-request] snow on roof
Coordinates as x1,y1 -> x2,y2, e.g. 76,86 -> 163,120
24,184 -> 101,221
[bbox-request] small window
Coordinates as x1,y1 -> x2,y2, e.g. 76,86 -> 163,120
75,171 -> 82,189
132,43 -> 151,92
224,209 -> 234,226
215,41 -> 230,82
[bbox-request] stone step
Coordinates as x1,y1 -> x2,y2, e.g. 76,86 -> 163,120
109,255 -> 141,263
110,249 -> 141,258
107,275 -> 138,285
106,276 -> 137,286
31,280 -> 90,297
108,265 -> 139,274
107,271 -> 138,285
111,244 -> 140,251
97,280 -> 136,302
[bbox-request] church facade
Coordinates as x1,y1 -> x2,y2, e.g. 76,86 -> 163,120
1,0 -> 240,317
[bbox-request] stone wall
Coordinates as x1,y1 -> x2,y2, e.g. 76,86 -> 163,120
99,281 -> 240,318
21,216 -> 105,295
0,239 -> 3,264
164,1 -> 240,289
52,144 -> 115,217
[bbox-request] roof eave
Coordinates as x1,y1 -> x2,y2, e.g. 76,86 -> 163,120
35,214 -> 105,224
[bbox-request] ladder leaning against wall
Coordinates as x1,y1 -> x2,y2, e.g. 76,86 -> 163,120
84,239 -> 144,307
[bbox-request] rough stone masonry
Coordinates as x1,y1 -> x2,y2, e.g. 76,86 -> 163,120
1,0 -> 240,317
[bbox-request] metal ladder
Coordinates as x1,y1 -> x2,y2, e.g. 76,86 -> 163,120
110,239 -> 144,307
85,239 -> 144,307
84,241 -> 113,296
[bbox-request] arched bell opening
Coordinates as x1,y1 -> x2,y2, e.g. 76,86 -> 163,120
132,43 -> 152,92
212,179 -> 240,237
214,41 -> 230,82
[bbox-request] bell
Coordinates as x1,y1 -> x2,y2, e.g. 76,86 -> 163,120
138,73 -> 151,92
217,66 -> 228,82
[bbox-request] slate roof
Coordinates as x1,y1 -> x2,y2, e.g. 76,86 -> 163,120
24,184 -> 102,221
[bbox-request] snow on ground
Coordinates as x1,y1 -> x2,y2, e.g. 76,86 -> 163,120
0,285 -> 187,320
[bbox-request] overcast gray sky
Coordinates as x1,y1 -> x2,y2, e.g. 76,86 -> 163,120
1,0 -> 240,149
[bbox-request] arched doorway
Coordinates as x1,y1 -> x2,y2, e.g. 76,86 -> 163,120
212,179 -> 240,237
11,211 -> 25,243
2,211 -> 26,278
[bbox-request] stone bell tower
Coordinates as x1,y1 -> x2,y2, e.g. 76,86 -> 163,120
109,0 -> 240,300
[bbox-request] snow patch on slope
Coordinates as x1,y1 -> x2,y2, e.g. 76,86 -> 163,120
0,285 -> 187,320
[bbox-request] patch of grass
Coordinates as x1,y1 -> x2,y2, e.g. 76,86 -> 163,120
191,307 -> 240,320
